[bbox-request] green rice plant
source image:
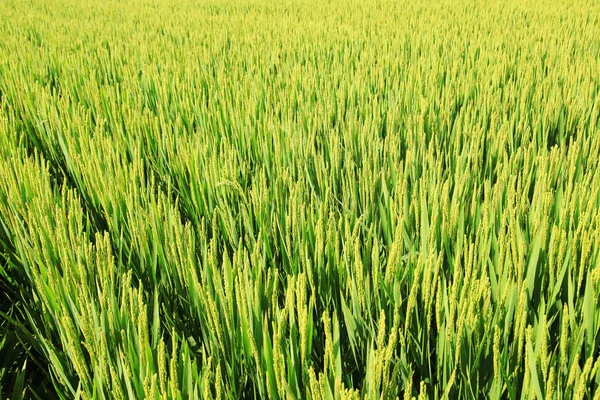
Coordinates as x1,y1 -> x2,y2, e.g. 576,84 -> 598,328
0,0 -> 599,398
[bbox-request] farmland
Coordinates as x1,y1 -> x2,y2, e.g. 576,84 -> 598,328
1,0 -> 600,398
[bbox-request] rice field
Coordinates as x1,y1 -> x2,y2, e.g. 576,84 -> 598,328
1,0 -> 600,398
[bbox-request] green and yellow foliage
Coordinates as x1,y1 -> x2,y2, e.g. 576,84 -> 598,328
0,0 -> 599,398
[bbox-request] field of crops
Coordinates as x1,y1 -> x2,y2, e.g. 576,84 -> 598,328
1,0 -> 600,398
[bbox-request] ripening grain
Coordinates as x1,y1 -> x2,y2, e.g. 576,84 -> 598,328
0,0 -> 599,398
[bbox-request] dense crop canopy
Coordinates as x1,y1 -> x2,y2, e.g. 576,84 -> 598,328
1,0 -> 600,398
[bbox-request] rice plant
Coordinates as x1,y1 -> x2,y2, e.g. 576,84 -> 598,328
0,0 -> 599,398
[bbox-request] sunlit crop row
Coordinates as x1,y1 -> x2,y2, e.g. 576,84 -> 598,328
1,0 -> 599,398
